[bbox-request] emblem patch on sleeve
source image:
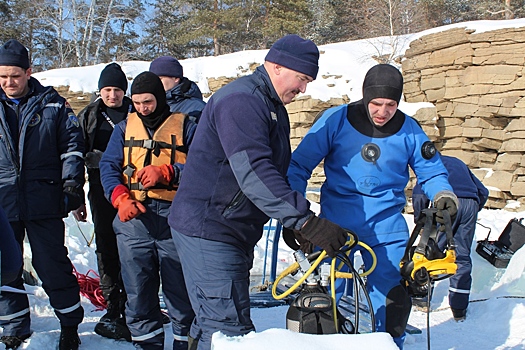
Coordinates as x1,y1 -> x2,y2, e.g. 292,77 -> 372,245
68,113 -> 80,128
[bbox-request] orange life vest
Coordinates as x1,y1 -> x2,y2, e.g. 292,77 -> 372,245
122,112 -> 187,202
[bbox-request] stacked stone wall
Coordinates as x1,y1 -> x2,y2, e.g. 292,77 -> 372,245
403,26 -> 525,210
59,28 -> 525,211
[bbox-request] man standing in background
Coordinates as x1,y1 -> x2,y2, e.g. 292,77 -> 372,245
149,56 -> 206,122
75,62 -> 133,341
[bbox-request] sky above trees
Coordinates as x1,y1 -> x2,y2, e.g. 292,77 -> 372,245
0,0 -> 522,71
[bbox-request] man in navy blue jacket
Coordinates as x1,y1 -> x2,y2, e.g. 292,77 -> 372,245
168,34 -> 348,350
0,39 -> 85,350
412,155 -> 489,321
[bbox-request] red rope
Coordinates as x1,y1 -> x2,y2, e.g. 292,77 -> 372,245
72,265 -> 107,311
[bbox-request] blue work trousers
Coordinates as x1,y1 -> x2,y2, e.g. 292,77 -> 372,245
438,197 -> 479,310
114,199 -> 194,350
171,229 -> 255,350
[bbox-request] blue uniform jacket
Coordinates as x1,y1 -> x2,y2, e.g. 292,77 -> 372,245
168,65 -> 312,252
412,155 -> 489,220
166,78 -> 206,122
0,77 -> 85,221
287,102 -> 453,243
99,115 -> 197,201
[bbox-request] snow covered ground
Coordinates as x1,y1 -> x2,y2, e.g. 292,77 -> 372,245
7,208 -> 525,349
3,17 -> 525,350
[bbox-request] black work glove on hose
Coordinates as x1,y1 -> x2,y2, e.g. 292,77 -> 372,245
282,228 -> 314,254
300,216 -> 348,257
433,190 -> 458,224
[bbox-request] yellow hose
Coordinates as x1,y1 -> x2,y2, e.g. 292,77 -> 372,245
271,250 -> 327,300
272,239 -> 377,305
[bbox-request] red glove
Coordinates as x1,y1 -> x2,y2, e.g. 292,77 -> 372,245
136,164 -> 174,189
111,185 -> 147,222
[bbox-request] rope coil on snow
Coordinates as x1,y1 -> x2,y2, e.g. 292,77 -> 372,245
72,265 -> 107,311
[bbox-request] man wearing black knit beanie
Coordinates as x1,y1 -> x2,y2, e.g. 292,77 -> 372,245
75,62 -> 133,342
287,64 -> 458,350
99,71 -> 197,350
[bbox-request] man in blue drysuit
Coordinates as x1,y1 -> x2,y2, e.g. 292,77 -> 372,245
0,39 -> 85,350
412,155 -> 488,321
168,34 -> 349,350
286,64 -> 459,349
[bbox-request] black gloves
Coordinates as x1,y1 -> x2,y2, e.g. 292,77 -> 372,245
433,191 -> 458,224
84,149 -> 103,169
299,215 -> 348,257
282,227 -> 314,254
63,183 -> 85,213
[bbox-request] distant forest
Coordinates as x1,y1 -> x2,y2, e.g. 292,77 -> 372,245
0,0 -> 520,71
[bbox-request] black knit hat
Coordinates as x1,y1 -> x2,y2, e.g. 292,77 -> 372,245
362,64 -> 403,106
131,71 -> 167,108
98,63 -> 128,91
265,34 -> 319,79
0,39 -> 30,69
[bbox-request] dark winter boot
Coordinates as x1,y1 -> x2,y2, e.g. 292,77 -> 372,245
94,301 -> 131,342
452,308 -> 467,322
59,326 -> 80,350
0,333 -> 31,349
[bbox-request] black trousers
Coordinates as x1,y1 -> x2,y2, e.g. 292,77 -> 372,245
88,181 -> 125,304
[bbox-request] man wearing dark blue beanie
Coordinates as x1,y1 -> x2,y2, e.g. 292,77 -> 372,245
264,34 -> 320,80
168,35 -> 349,350
149,56 -> 206,122
0,39 -> 85,350
0,39 -> 30,70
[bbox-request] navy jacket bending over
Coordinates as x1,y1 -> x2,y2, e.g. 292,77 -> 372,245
168,65 -> 312,252
413,155 -> 489,219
